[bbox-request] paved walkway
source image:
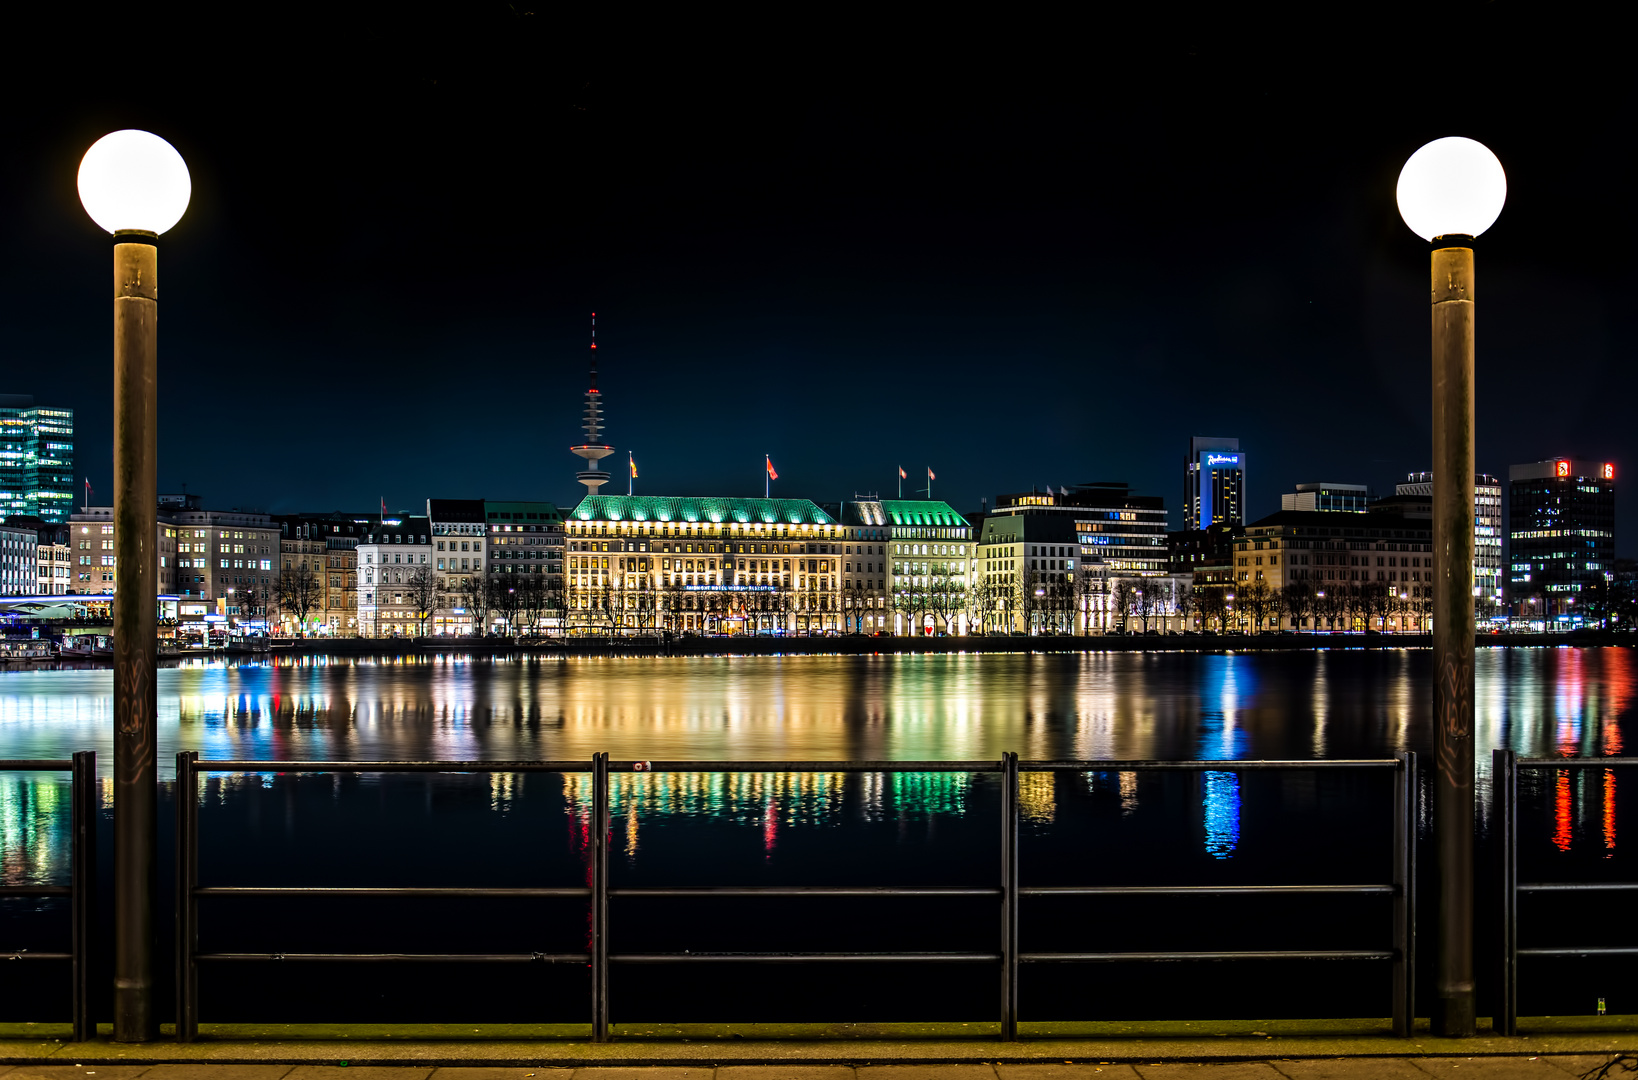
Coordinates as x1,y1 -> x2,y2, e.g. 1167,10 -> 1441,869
1,1060 -> 1634,1078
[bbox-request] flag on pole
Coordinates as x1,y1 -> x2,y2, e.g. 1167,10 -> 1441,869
928,467 -> 936,481
380,496 -> 387,517
766,456 -> 779,481
898,466 -> 907,479
629,453 -> 638,478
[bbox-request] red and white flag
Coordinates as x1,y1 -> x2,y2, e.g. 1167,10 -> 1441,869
928,467 -> 936,481
766,455 -> 778,481
898,466 -> 907,479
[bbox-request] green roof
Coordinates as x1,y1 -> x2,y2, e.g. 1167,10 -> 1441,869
879,500 -> 969,528
571,495 -> 837,526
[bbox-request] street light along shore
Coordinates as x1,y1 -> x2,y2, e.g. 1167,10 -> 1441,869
79,128 -> 191,1043
1397,134 -> 1505,1039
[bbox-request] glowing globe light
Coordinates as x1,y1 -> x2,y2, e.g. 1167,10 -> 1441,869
77,130 -> 191,235
1396,136 -> 1506,242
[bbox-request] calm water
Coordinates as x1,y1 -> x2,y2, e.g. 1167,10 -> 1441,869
2,648 -> 1634,1023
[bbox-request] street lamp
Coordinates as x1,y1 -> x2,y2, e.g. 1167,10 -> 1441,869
1397,134 -> 1505,1038
79,129 -> 191,1043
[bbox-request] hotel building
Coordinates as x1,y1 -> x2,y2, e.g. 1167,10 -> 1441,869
564,495 -> 842,634
1184,436 -> 1246,530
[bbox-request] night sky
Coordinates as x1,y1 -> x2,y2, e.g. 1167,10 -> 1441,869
2,12 -> 1633,550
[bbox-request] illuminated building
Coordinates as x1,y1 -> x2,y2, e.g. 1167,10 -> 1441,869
68,495 -> 272,619
1393,472 -> 1504,610
357,516 -> 434,637
1280,482 -> 1370,513
33,519 -> 71,595
0,394 -> 74,524
1508,458 -> 1616,625
1184,436 -> 1246,529
829,500 -> 893,633
985,484 -> 1169,634
1234,509 -> 1434,631
881,500 -> 972,636
0,520 -> 34,594
274,514 -> 366,635
484,501 -> 567,634
427,499 -> 487,633
564,495 -> 840,635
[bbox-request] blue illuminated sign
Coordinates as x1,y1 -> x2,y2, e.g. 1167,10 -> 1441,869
1204,453 -> 1241,467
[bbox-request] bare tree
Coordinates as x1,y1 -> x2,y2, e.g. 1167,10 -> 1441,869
405,565 -> 442,638
277,562 -> 324,635
1282,580 -> 1315,633
1196,586 -> 1226,632
515,573 -> 548,636
1111,578 -> 1137,634
461,573 -> 493,636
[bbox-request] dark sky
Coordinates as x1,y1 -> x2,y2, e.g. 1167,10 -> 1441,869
2,10 -> 1633,550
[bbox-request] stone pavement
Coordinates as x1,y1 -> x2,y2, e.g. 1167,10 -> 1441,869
0,1060 -> 1634,1078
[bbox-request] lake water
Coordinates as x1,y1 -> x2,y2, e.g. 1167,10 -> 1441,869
2,648 -> 1633,1025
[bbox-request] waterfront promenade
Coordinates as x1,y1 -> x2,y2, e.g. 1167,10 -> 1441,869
3,1019 -> 1637,1075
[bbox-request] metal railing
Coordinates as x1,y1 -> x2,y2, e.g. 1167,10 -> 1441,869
0,751 -> 97,1041
174,751 -> 1417,1042
1494,748 -> 1638,1035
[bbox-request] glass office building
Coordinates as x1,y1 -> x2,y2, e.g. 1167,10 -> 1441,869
1508,458 -> 1615,621
1184,436 -> 1245,530
0,394 -> 75,524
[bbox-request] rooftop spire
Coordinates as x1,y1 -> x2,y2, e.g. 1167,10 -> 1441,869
572,310 -> 614,493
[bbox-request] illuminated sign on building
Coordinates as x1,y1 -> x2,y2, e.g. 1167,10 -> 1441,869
1205,454 -> 1241,467
1604,463 -> 1615,480
1556,460 -> 1571,478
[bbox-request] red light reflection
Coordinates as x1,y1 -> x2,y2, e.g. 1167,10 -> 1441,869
1552,771 -> 1573,852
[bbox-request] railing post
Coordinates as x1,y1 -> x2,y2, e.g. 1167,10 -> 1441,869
1494,748 -> 1516,1036
71,750 -> 97,1042
591,752 -> 610,1042
1000,752 -> 1019,1041
1392,750 -> 1417,1036
175,751 -> 199,1042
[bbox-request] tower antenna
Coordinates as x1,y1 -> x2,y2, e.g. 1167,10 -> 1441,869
571,311 -> 615,495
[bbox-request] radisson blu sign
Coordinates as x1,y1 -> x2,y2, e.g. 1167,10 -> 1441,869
1205,453 -> 1241,468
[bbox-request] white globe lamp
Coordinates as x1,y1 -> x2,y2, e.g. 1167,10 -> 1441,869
77,129 -> 191,235
81,127 -> 191,1044
1396,136 -> 1506,242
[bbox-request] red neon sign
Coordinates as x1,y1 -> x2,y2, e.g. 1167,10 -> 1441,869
1604,463 -> 1615,480
1556,460 -> 1571,478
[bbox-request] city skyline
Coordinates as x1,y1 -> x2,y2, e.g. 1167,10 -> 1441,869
0,12 -> 1632,548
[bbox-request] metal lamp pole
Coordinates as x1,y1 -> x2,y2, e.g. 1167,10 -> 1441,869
1397,135 -> 1506,1038
79,130 -> 192,1043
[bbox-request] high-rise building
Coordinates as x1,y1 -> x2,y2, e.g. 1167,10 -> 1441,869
1184,437 -> 1246,529
1281,483 -> 1370,513
1393,472 -> 1504,608
1508,458 -> 1616,622
0,394 -> 74,523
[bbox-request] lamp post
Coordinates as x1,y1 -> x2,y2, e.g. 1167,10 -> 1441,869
78,129 -> 191,1043
1397,135 -> 1506,1037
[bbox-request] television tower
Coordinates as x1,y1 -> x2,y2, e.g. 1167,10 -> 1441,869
571,312 -> 615,493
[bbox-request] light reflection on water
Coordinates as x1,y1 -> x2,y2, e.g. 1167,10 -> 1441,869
3,648 -> 1636,887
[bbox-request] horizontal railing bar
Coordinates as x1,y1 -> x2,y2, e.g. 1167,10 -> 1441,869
1517,947 -> 1638,957
610,951 -> 1001,963
1518,758 -> 1638,769
610,886 -> 1002,898
1020,949 -> 1396,962
190,760 -> 588,774
1020,885 -> 1395,897
194,887 -> 590,899
1,951 -> 72,960
196,952 -> 590,963
0,760 -> 73,771
0,886 -> 72,897
1518,883 -> 1638,893
1021,759 -> 1401,771
608,761 -> 1002,773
